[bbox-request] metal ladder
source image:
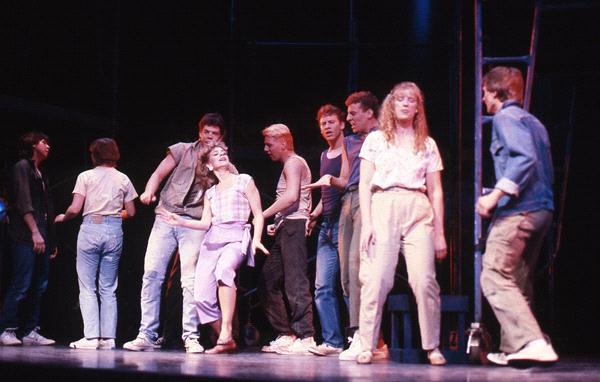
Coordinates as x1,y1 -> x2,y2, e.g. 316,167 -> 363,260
468,0 -> 542,363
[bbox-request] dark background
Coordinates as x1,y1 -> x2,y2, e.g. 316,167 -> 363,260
1,0 -> 599,355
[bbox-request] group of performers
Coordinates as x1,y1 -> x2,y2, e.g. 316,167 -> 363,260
0,66 -> 558,367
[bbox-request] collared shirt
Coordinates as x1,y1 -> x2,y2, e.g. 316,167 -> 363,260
156,140 -> 210,219
490,101 -> 554,218
360,130 -> 443,191
8,158 -> 56,250
344,126 -> 377,193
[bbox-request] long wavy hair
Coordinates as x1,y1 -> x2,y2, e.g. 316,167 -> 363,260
378,82 -> 429,153
196,141 -> 229,189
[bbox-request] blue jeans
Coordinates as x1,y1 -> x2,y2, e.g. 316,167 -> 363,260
139,217 -> 205,341
314,217 -> 344,348
77,216 -> 123,339
0,227 -> 50,335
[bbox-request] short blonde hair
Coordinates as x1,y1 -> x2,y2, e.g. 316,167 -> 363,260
262,123 -> 294,151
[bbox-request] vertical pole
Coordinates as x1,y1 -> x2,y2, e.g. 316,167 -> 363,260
450,0 -> 464,295
473,0 -> 483,323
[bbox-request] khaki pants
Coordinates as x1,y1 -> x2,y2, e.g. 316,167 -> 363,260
338,189 -> 361,328
481,209 -> 552,353
359,190 -> 441,352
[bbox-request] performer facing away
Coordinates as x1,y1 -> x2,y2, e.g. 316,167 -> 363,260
0,132 -> 57,347
356,82 -> 447,365
166,142 -> 268,354
479,66 -> 558,366
305,104 -> 346,356
124,113 -> 225,353
259,123 -> 315,355
55,138 -> 138,350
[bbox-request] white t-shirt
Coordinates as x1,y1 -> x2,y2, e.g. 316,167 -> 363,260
359,130 -> 443,191
73,166 -> 138,216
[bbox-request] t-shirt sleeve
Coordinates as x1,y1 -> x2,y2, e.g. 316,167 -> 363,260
123,175 -> 138,203
72,172 -> 87,197
426,138 -> 444,173
167,142 -> 187,164
359,132 -> 379,163
239,174 -> 252,189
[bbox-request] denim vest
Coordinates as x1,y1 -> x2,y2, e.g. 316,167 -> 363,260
490,101 -> 554,218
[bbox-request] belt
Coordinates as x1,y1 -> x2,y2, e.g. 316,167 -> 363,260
85,215 -> 121,224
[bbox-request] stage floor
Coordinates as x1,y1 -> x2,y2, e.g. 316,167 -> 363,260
1,346 -> 599,381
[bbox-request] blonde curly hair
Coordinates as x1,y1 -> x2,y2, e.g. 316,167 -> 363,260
378,82 -> 429,153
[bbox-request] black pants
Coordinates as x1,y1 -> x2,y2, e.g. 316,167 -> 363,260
261,218 -> 314,338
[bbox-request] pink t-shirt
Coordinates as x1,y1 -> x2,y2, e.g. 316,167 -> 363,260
73,166 -> 138,216
359,130 -> 443,191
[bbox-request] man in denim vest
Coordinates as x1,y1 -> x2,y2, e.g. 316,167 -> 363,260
124,113 -> 225,353
478,66 -> 558,366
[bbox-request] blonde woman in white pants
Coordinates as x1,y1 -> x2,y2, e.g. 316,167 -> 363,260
356,82 -> 447,365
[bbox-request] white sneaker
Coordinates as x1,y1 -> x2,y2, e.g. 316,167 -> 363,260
276,337 -> 316,355
22,330 -> 55,346
98,339 -> 116,350
261,334 -> 296,353
0,330 -> 22,346
339,332 -> 361,361
308,343 -> 344,356
507,339 -> 558,365
69,338 -> 99,349
123,335 -> 161,351
184,336 -> 204,354
356,350 -> 373,364
487,352 -> 508,366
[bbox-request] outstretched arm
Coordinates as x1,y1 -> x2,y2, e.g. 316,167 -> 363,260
245,179 -> 269,255
140,154 -> 176,205
303,144 -> 349,191
165,199 -> 212,230
55,193 -> 85,223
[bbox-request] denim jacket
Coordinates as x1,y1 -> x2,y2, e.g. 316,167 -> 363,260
490,101 -> 554,218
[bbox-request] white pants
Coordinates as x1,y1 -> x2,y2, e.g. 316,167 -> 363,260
359,189 -> 441,352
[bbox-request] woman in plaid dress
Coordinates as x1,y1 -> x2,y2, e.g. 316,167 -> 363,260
167,142 -> 268,354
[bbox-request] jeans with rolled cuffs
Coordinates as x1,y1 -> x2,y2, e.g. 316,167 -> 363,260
138,217 -> 205,342
314,216 -> 344,348
76,215 -> 123,339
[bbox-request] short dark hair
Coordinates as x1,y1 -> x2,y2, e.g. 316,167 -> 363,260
198,113 -> 225,136
19,131 -> 49,159
90,138 -> 120,167
483,66 -> 524,104
316,104 -> 345,123
345,91 -> 380,118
